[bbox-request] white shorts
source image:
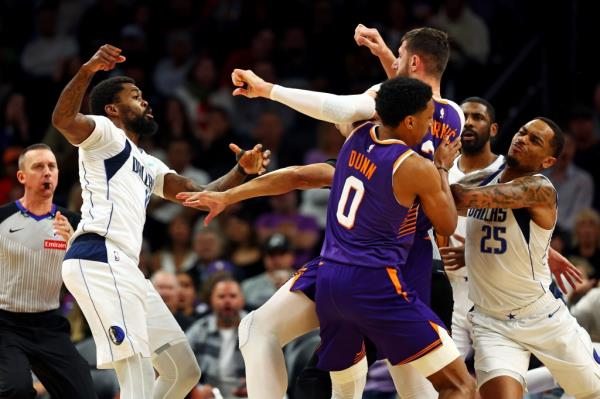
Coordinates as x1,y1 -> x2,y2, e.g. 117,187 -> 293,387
63,235 -> 186,369
447,271 -> 474,360
470,292 -> 600,397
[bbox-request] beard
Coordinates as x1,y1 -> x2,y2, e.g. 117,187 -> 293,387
505,154 -> 520,168
461,128 -> 490,155
125,111 -> 158,136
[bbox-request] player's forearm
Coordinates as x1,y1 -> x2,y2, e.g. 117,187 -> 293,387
269,85 -> 375,125
223,166 -> 317,205
436,169 -> 458,234
377,47 -> 398,79
52,66 -> 95,129
204,164 -> 247,193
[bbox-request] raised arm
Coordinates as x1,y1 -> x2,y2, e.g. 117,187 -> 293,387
354,24 -> 397,79
230,69 -> 376,133
176,162 -> 335,225
52,45 -> 126,145
451,175 -> 556,210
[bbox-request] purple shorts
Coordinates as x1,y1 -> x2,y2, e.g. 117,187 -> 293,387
289,256 -> 323,301
314,260 -> 446,371
403,234 -> 433,306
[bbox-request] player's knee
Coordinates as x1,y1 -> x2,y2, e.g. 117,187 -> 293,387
238,311 -> 255,349
435,373 -> 476,398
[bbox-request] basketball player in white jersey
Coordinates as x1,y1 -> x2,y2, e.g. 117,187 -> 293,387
51,44 -> 270,399
451,117 -> 600,398
441,97 -> 504,359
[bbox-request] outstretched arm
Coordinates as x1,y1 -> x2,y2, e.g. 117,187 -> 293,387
354,24 -> 397,79
451,175 -> 556,210
176,163 -> 335,225
52,44 -> 126,145
162,143 -> 271,203
231,69 -> 376,132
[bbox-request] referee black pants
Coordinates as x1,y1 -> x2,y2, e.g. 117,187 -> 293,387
0,309 -> 97,399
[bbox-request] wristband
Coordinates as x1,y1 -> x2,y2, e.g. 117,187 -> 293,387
436,165 -> 449,173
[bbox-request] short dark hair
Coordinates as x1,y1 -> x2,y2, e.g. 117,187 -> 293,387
535,116 -> 565,158
461,96 -> 496,123
89,76 -> 135,116
401,27 -> 450,78
18,143 -> 52,170
200,271 -> 238,305
375,77 -> 433,128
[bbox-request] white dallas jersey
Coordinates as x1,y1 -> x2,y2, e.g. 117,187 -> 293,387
446,154 -> 505,276
72,115 -> 175,262
466,172 -> 555,314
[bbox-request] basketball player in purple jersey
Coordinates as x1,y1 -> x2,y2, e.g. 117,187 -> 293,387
312,77 -> 473,398
180,27 -> 463,399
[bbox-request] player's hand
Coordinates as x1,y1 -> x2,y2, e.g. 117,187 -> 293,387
82,44 -> 126,73
53,211 -> 74,241
548,249 -> 584,293
233,143 -> 271,175
231,69 -> 273,98
196,384 -> 215,399
354,24 -> 389,58
434,137 -> 461,171
440,234 -> 465,271
177,191 -> 229,225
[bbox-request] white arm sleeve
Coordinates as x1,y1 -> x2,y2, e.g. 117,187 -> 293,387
269,85 -> 376,125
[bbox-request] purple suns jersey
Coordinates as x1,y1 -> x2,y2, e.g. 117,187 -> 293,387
320,122 -> 419,268
413,98 -> 464,235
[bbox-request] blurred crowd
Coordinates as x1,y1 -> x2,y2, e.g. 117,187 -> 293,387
1,0 -> 600,398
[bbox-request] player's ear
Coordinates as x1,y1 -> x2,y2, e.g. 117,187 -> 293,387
410,54 -> 419,72
105,104 -> 119,118
404,115 -> 414,129
541,155 -> 556,169
16,170 -> 26,184
490,122 -> 499,138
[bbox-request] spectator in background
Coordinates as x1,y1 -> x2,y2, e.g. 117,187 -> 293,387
153,31 -> 195,97
301,123 -> 345,228
255,192 -> 320,267
20,6 -> 79,81
176,55 -> 220,134
150,140 -> 210,223
242,233 -> 295,309
152,212 -> 198,274
569,107 -> 600,208
187,273 -> 247,399
151,270 -> 193,331
544,134 -> 594,233
177,270 -> 207,323
592,82 -> 600,138
0,93 -> 29,152
429,0 -> 489,98
193,107 -> 249,179
190,226 -> 238,287
567,208 -> 600,279
223,210 -> 263,279
570,257 -> 600,341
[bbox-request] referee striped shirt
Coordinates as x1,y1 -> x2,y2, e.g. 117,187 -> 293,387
0,201 -> 79,313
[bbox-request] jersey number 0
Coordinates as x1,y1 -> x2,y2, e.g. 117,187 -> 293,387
336,176 -> 365,229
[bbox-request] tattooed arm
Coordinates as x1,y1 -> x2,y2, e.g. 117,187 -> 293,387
52,45 -> 125,145
451,175 -> 556,211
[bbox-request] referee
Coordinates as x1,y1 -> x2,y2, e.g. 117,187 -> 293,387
0,144 -> 96,398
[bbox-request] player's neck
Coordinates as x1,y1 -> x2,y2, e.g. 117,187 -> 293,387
110,118 -> 141,145
459,146 -> 498,173
418,74 -> 442,99
18,193 -> 53,215
500,166 -> 531,183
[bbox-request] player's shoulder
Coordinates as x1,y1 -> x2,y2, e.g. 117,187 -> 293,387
435,98 -> 464,123
0,202 -> 19,224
